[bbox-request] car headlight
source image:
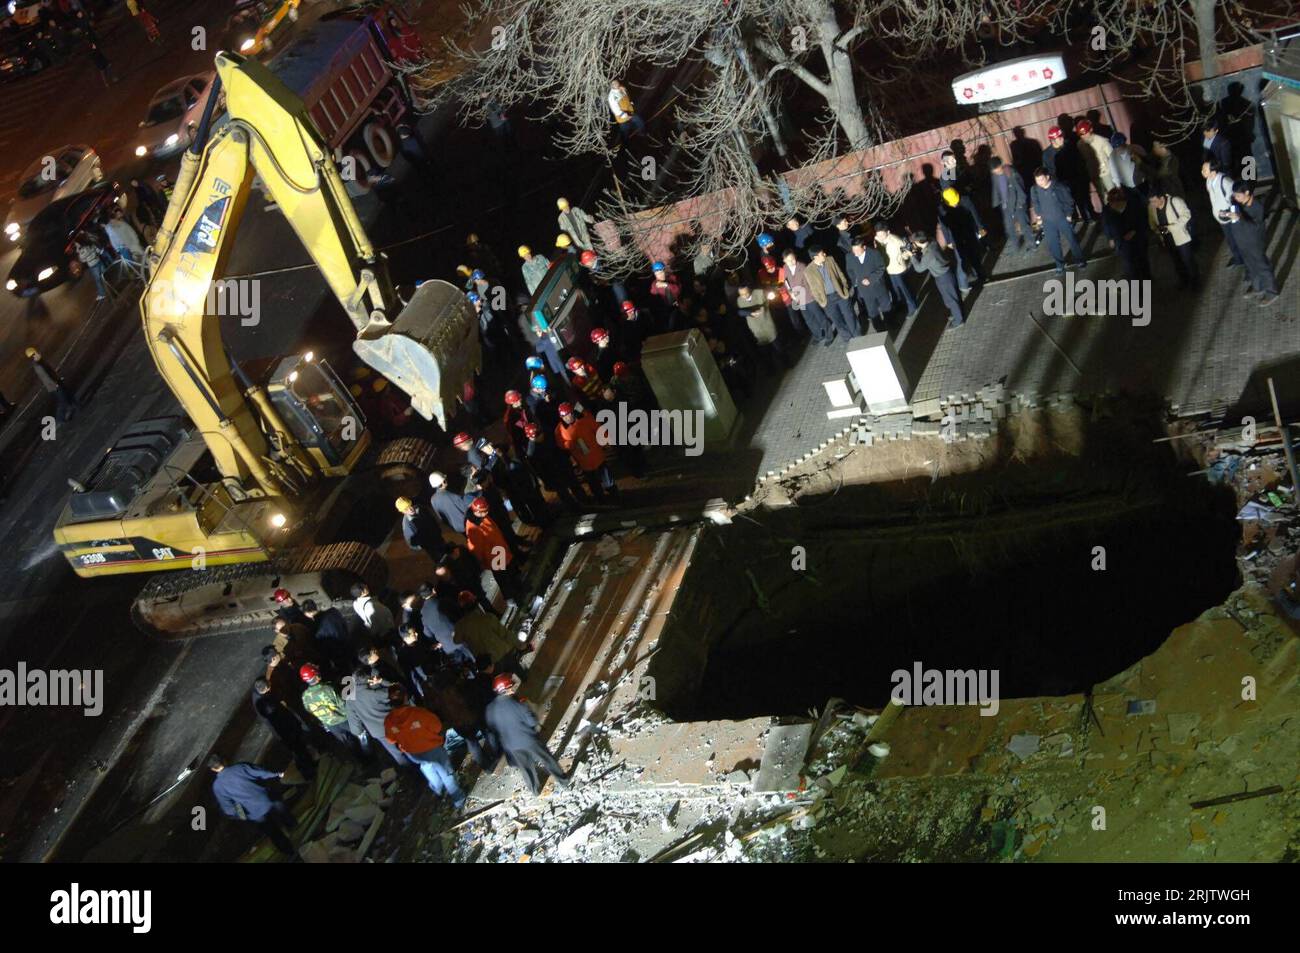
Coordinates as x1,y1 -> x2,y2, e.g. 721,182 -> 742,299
164,134 -> 180,147
5,279 -> 16,291
37,266 -> 56,281
135,145 -> 148,157
239,37 -> 256,52
4,223 -> 18,238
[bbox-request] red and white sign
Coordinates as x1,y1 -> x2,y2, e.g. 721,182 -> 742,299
952,53 -> 1067,106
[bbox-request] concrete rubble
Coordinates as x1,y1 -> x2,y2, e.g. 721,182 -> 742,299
298,769 -> 400,864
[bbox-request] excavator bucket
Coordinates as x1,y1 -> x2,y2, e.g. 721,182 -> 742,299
353,279 -> 481,429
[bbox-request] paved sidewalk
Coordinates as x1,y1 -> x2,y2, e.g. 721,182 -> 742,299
743,195 -> 1298,480
908,201 -> 1299,419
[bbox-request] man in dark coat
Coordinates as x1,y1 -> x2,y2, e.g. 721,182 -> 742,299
483,676 -> 571,795
301,599 -> 353,679
427,471 -> 474,535
990,157 -> 1033,252
906,232 -> 965,329
345,665 -> 412,767
1230,183 -> 1280,304
1101,187 -> 1151,280
208,755 -> 299,856
523,423 -> 587,510
1029,168 -> 1088,274
251,678 -> 317,780
843,235 -> 893,332
781,249 -> 832,344
1042,126 -> 1096,221
805,246 -> 861,343
937,189 -> 986,287
1202,119 -> 1234,175
435,547 -> 495,614
785,215 -> 816,252
396,495 -> 446,560
420,588 -> 477,668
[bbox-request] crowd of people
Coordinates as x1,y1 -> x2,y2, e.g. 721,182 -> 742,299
215,581 -> 570,857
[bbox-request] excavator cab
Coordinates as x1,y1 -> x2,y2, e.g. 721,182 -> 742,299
264,354 -> 369,475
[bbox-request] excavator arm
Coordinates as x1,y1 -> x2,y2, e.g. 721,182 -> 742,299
144,51 -> 477,498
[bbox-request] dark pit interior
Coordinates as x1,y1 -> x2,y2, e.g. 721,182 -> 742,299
647,414 -> 1243,722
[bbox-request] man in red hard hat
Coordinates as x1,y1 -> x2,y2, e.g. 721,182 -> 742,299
1042,124 -> 1094,222
451,432 -> 532,557
565,355 -> 606,406
484,673 -> 571,796
465,496 -> 526,609
502,388 -> 532,456
617,298 -> 646,360
589,326 -> 618,380
273,588 -> 310,627
555,402 -> 619,502
522,421 -> 588,510
299,663 -> 361,757
1073,117 -> 1114,212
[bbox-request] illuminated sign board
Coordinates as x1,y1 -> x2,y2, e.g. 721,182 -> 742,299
952,53 -> 1067,106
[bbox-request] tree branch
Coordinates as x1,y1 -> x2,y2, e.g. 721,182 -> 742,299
754,37 -> 832,100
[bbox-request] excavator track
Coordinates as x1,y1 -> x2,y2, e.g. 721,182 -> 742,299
375,435 -> 437,478
131,541 -> 387,642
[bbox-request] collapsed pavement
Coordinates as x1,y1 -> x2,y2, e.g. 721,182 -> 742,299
364,399 -> 1299,862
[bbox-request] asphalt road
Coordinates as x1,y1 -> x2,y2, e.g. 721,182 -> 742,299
0,1 -> 616,861
0,0 -> 231,419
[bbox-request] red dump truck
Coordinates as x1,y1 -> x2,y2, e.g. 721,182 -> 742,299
265,4 -> 425,189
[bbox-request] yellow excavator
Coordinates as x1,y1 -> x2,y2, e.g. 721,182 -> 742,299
52,51 -> 480,640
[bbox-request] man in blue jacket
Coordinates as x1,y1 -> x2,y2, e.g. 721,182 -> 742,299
1029,168 -> 1088,274
208,755 -> 298,856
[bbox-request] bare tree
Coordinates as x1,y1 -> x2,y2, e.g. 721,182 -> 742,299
423,0 -> 909,271
1056,0 -> 1293,139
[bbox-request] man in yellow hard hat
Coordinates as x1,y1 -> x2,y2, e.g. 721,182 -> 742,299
556,196 -> 596,251
519,244 -> 550,295
936,185 -> 986,288
396,494 -> 446,561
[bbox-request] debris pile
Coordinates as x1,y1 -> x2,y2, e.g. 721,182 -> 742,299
298,768 -> 399,863
1186,430 -> 1300,590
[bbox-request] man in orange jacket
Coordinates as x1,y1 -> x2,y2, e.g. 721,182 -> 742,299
383,685 -> 465,809
465,497 -> 526,609
554,403 -> 619,502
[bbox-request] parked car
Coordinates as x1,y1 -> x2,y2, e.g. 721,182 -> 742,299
3,145 -> 103,244
6,1 -> 52,28
0,27 -> 50,81
5,181 -> 123,298
134,72 -> 217,160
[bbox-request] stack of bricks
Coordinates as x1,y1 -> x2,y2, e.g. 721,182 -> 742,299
850,412 -> 915,446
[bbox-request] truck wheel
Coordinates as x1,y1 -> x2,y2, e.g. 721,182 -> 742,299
363,120 -> 397,169
346,149 -> 375,192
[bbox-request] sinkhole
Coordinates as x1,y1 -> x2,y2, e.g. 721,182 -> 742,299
647,421 -> 1243,722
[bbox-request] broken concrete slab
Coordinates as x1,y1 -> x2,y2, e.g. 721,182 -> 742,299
753,723 -> 814,792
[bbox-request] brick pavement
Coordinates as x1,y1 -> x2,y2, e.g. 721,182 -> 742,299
743,192 -> 1299,481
